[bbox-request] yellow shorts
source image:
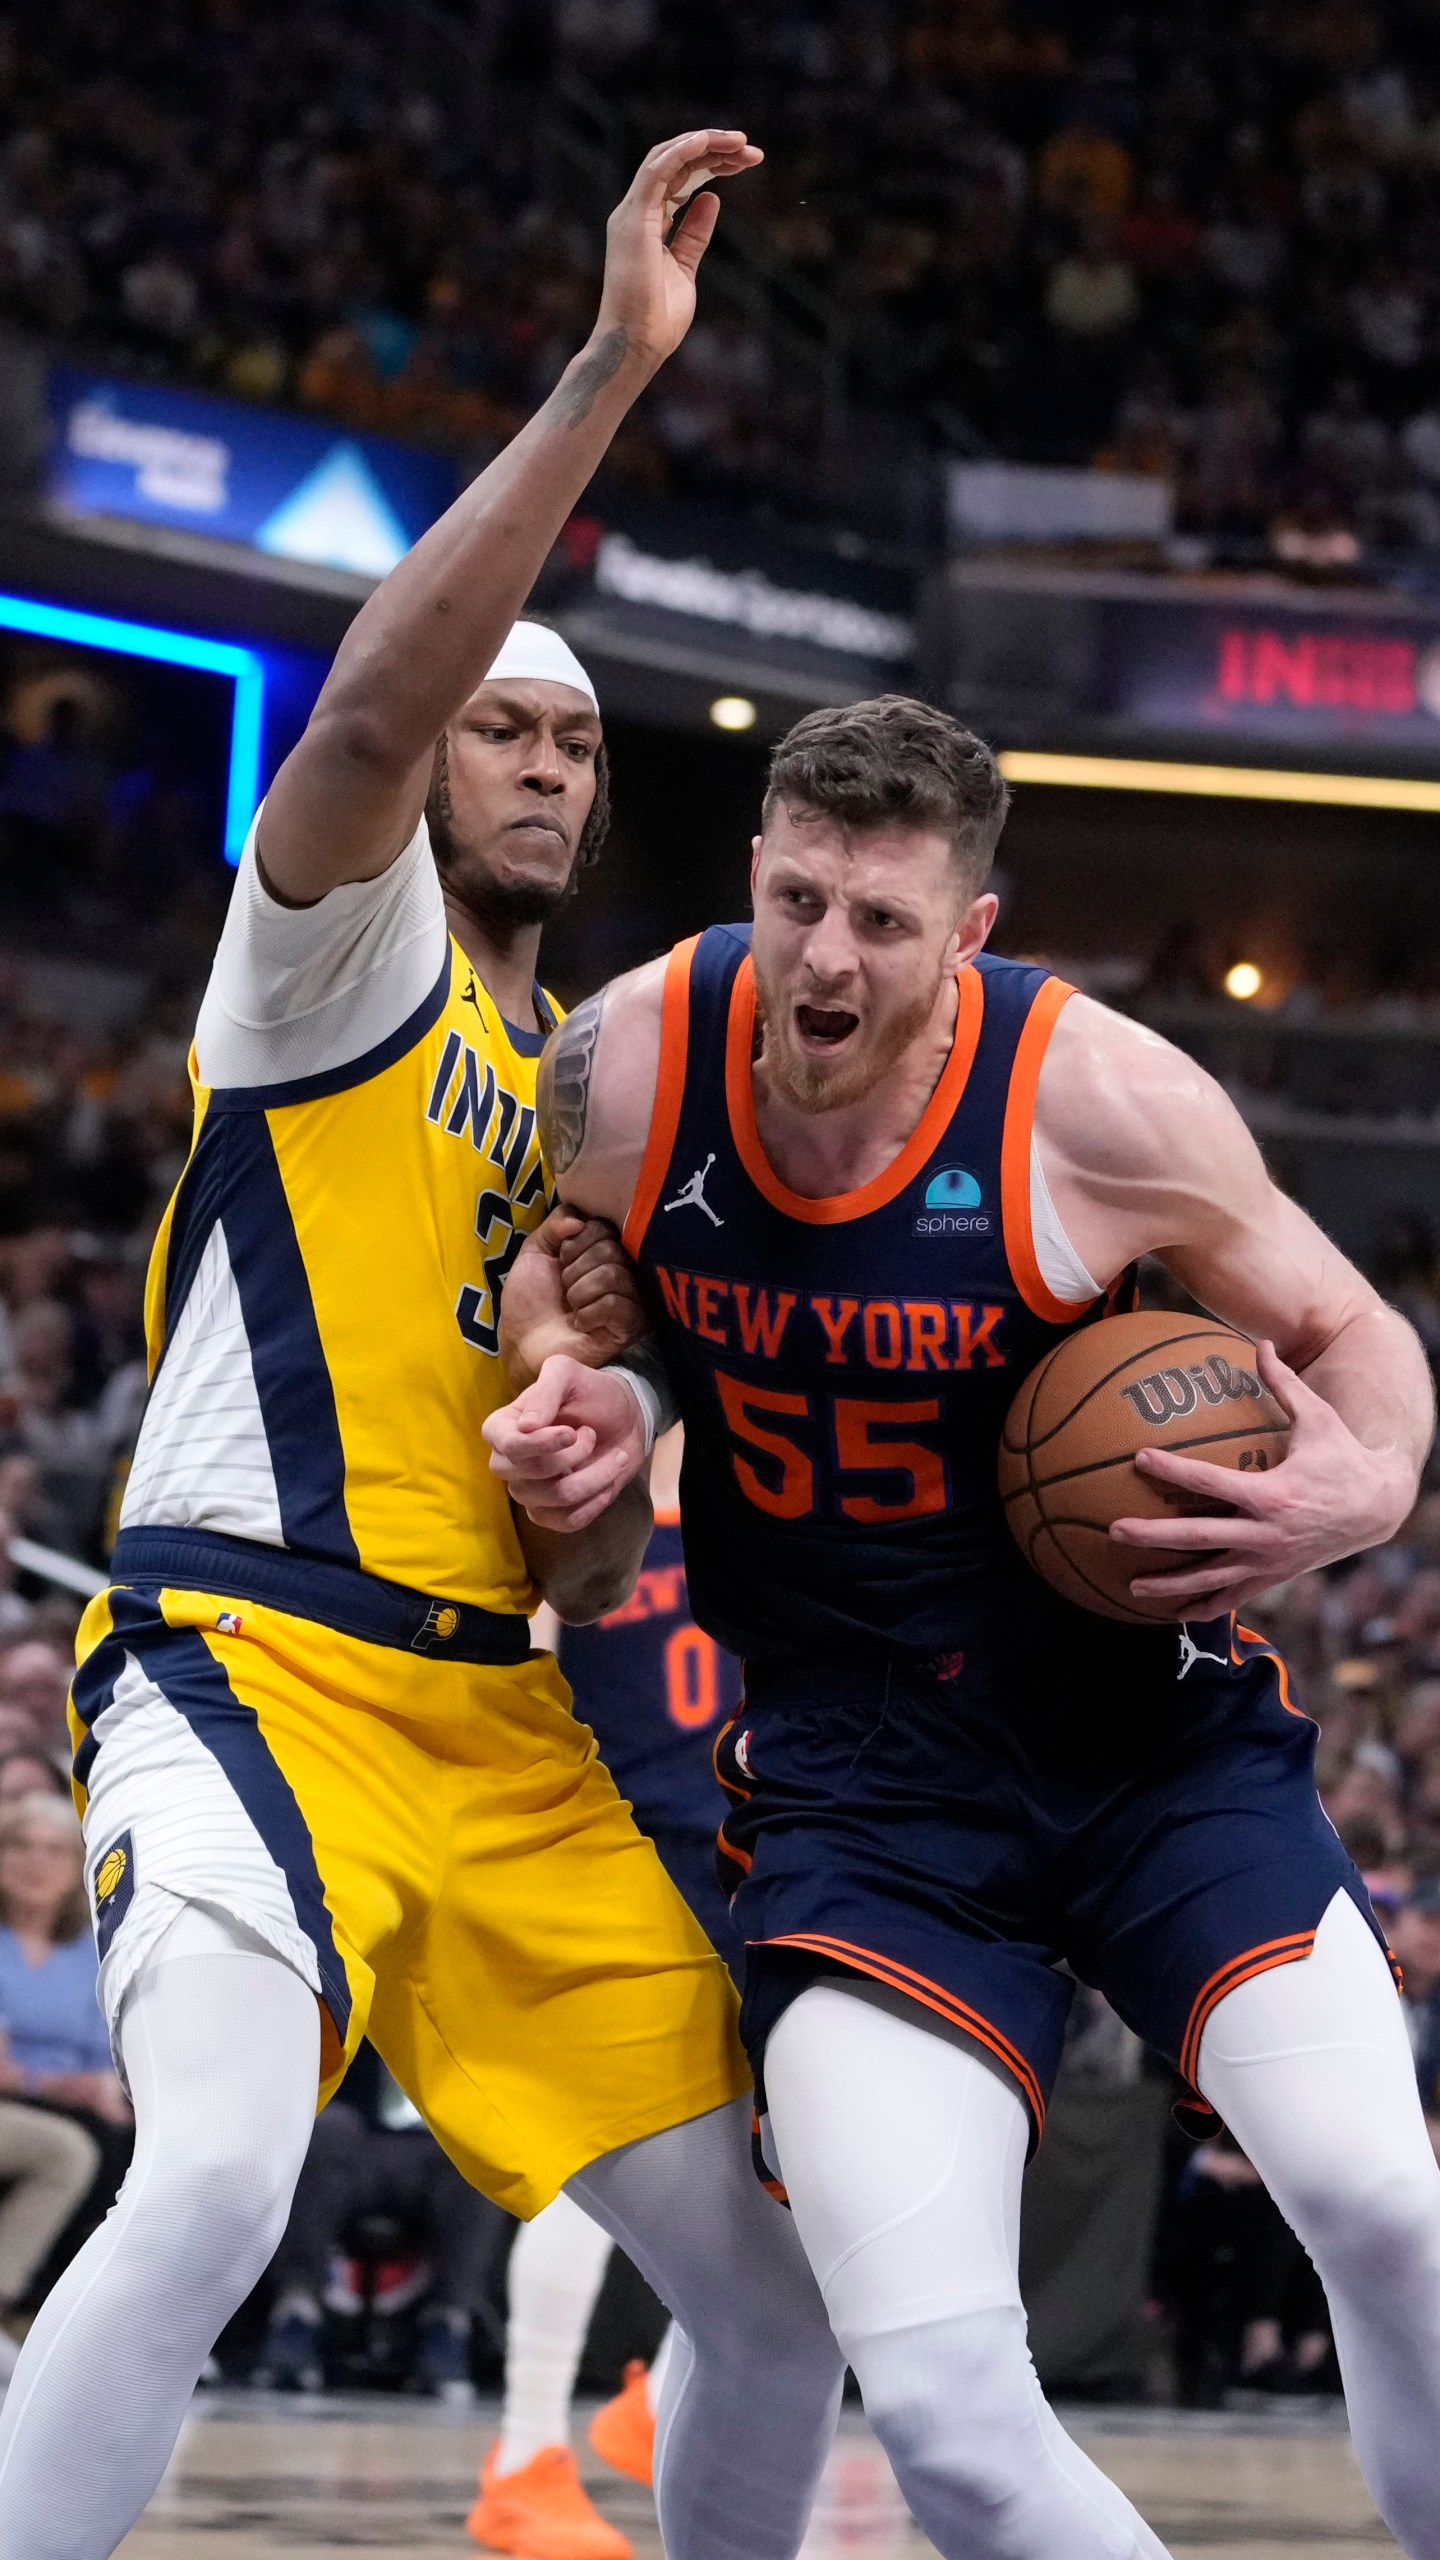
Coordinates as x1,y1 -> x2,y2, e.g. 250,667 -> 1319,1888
70,1577 -> 748,2217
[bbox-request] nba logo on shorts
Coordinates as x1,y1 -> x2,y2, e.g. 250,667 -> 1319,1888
915,1166 -> 991,1237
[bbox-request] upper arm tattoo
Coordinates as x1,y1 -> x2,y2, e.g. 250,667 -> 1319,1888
537,989 -> 605,1178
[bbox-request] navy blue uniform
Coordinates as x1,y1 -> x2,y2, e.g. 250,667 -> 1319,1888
622,925 -> 1376,2145
559,1513 -> 742,1971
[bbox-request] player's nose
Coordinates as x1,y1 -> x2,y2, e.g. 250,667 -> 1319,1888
801,906 -> 860,981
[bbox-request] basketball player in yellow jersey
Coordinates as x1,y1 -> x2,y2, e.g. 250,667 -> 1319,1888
0,133 -> 844,2560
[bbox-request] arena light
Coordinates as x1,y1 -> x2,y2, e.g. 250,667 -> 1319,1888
996,749 -> 1440,817
1224,961 -> 1263,1001
0,591 -> 265,862
709,694 -> 758,732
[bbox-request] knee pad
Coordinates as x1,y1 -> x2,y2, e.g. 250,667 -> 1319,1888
851,2304 -> 1038,2505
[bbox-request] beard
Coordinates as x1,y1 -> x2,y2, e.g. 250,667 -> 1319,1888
752,958 -> 945,1115
427,756 -> 576,932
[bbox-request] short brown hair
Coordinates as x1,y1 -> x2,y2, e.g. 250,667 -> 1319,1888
763,696 -> 1009,888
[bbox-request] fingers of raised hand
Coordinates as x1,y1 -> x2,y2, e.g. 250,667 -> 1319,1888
1110,1511 -> 1268,1551
1128,1565 -> 1258,1611
1134,1445 -> 1275,1513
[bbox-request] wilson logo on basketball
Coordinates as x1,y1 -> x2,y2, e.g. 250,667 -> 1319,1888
1120,1356 -> 1263,1428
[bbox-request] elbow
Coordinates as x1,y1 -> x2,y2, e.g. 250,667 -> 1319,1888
547,1560 -> 638,1627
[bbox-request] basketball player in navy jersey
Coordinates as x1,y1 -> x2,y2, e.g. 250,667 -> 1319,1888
489,696 -> 1440,2560
473,1424 -> 739,2560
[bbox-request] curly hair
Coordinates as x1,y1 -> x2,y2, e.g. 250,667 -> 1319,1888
763,695 -> 1009,890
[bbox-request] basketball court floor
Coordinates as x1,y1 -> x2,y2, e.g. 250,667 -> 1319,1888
116,2393 -> 1396,2555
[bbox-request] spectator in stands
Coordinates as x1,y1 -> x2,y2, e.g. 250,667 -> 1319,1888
0,2098 -> 97,2385
0,1642 -> 73,1764
0,1795 -> 129,2295
254,2045 -> 508,2403
1394,1881 -> 1440,2159
0,1750 -> 67,1805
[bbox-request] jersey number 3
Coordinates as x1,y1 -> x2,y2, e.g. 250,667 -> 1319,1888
714,1371 -> 949,1525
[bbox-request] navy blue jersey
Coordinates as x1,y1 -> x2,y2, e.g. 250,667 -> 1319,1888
623,926 -> 1145,1670
559,1514 -> 742,1833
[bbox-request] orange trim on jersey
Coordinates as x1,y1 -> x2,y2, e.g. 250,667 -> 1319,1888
717,1819 -> 753,1876
999,976 -> 1095,1325
759,1929 -> 1046,2132
622,936 -> 700,1258
723,958 -> 985,1226
652,1502 -> 682,1528
1232,1621 -> 1309,1721
1179,1929 -> 1317,2086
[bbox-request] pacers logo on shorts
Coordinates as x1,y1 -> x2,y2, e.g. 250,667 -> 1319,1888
411,1601 -> 461,1652
92,1830 -> 136,1959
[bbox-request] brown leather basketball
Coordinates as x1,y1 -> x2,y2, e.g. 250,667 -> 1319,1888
998,1310 -> 1290,1623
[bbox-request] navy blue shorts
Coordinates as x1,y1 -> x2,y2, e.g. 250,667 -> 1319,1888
645,1818 -> 743,1985
715,1616 -> 1381,2148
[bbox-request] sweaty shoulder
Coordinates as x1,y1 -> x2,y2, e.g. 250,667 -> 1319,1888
1033,989 -> 1271,1279
538,952 -> 668,1229
193,804 -> 448,1092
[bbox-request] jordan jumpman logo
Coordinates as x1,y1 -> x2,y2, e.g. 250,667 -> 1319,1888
663,1153 -> 723,1227
1177,1625 -> 1229,1679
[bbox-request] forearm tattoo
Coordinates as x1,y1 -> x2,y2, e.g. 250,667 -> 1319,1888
538,990 -> 605,1177
607,1333 -> 682,1437
558,327 -> 629,426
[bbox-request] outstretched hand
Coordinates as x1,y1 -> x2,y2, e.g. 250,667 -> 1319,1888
594,128 -> 763,373
484,1355 -> 648,1533
1109,1338 -> 1412,1617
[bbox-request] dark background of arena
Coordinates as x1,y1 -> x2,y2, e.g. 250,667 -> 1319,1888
0,0 -> 1434,2418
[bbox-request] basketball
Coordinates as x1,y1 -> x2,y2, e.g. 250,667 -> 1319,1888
998,1312 -> 1291,1624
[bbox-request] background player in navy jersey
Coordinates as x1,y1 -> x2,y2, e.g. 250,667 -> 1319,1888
472,1424 -> 741,2560
489,694 -> 1440,2560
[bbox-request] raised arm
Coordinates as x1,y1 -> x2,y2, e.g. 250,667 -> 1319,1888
1037,995 -> 1434,1612
256,132 -> 760,905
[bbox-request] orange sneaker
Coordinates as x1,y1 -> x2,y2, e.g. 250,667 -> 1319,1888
467,2444 -> 632,2559
588,2359 -> 655,2487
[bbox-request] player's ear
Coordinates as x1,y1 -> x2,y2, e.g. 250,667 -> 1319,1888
749,835 -> 762,892
954,890 -> 999,966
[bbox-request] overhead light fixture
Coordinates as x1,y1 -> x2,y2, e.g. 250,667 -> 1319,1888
1224,961 -> 1263,1001
997,750 -> 1440,816
709,695 -> 757,732
0,590 -> 264,862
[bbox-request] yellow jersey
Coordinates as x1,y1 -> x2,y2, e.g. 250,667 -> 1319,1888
119,822 -> 558,1615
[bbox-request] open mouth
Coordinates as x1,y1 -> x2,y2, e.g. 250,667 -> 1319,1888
794,1002 -> 859,1048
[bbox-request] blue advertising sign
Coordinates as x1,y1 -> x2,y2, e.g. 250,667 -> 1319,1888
46,367 -> 456,580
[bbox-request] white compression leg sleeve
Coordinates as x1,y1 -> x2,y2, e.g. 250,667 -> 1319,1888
764,1985 -> 1170,2560
1198,1888 -> 1440,2560
568,2094 -> 844,2560
0,1903 -> 320,2560
497,2188 -> 614,2472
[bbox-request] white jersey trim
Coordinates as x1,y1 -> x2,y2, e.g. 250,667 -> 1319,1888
119,1218 -> 283,1543
194,805 -> 448,1092
1029,1141 -> 1100,1305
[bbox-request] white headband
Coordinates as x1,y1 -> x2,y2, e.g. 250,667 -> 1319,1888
484,621 -> 598,711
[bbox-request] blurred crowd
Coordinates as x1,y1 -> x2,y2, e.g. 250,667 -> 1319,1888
3,2 -> 1440,556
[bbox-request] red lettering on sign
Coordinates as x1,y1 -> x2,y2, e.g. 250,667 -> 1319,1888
1217,628 -> 1417,717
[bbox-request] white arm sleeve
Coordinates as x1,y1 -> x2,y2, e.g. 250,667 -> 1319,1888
193,807 -> 448,1091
